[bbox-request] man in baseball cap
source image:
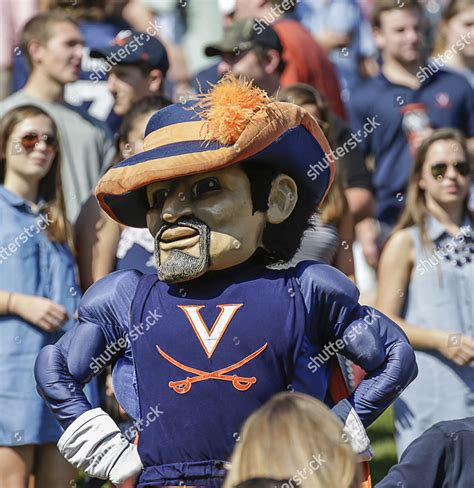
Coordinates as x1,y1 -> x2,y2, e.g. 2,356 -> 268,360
204,19 -> 285,95
90,30 -> 169,117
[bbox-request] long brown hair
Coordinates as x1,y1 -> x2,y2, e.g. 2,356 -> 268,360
0,105 -> 73,250
277,84 -> 348,226
224,392 -> 358,488
394,128 -> 472,243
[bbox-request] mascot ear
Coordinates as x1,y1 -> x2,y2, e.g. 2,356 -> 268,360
266,174 -> 298,224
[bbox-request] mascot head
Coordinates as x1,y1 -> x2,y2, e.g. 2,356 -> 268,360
96,75 -> 334,283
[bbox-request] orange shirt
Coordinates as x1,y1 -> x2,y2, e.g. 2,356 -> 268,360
273,19 -> 347,120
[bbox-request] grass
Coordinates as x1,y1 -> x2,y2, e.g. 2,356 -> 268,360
367,407 -> 398,484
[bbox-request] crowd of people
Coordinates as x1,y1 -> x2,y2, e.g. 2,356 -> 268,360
0,0 -> 473,486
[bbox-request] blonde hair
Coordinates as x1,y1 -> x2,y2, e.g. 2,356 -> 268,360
433,0 -> 474,55
224,393 -> 358,488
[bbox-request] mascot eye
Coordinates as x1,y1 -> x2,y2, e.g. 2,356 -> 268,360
150,189 -> 170,209
191,178 -> 221,199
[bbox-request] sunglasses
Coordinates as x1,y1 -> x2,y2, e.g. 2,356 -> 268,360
17,132 -> 58,152
430,161 -> 470,180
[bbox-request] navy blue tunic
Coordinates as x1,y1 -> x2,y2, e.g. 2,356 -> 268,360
35,259 -> 417,486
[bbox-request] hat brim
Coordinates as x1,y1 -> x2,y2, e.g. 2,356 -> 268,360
90,46 -> 143,64
204,41 -> 254,57
204,45 -> 225,57
89,48 -> 108,59
96,102 -> 334,228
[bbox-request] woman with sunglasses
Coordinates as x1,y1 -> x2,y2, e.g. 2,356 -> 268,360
376,128 -> 474,457
0,105 -> 96,486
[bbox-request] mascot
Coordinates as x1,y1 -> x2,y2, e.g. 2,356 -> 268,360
35,75 -> 417,487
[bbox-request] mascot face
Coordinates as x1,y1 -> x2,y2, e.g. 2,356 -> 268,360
146,164 -> 266,283
146,163 -> 298,283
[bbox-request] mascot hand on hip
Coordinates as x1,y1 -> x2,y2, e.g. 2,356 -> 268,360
35,75 -> 417,487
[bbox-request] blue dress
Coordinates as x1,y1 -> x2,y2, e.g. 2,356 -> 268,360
0,185 -> 97,445
394,215 -> 474,456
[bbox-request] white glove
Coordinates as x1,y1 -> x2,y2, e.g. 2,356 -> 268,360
332,399 -> 373,462
342,407 -> 374,462
58,408 -> 143,484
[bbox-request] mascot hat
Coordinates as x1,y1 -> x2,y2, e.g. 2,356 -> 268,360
96,75 -> 335,228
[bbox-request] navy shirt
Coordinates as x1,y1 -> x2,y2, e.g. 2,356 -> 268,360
192,63 -> 220,93
349,69 -> 474,225
377,417 -> 474,488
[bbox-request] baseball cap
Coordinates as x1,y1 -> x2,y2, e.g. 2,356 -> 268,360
90,30 -> 169,74
205,19 -> 282,57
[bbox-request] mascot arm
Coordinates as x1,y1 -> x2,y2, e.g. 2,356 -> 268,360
296,262 -> 417,458
34,270 -> 143,483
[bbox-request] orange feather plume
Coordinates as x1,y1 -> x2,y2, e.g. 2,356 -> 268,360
194,73 -> 271,146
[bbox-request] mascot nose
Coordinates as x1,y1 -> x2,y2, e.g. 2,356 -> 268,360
161,189 -> 193,224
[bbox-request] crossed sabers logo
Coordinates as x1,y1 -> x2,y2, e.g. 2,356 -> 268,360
157,304 -> 268,394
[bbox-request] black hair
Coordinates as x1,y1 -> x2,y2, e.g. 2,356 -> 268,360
241,162 -> 316,264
